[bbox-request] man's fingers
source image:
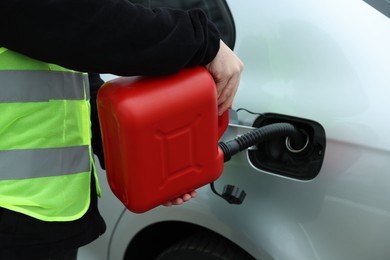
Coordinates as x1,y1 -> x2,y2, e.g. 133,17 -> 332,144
162,190 -> 198,207
216,75 -> 240,115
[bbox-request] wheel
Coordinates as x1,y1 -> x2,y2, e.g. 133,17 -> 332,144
156,231 -> 255,260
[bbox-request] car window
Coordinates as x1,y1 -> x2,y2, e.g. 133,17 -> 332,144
130,0 -> 236,49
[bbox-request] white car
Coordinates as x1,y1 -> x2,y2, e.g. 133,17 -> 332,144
80,0 -> 390,259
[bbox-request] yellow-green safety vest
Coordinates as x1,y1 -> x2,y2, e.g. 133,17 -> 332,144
0,47 -> 100,221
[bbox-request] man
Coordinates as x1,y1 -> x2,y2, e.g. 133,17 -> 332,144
0,1 -> 243,259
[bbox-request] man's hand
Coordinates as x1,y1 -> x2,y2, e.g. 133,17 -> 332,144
163,190 -> 198,207
205,40 -> 244,116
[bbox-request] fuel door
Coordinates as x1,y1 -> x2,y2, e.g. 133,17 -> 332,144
224,110 -> 326,180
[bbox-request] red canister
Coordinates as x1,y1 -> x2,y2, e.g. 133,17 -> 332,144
97,66 -> 228,213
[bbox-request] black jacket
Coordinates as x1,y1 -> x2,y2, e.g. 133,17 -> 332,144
0,0 -> 220,76
89,73 -> 106,168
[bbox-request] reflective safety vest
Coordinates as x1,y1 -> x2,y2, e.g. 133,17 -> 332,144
0,47 -> 100,221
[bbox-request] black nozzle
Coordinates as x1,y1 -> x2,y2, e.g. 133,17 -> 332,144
219,122 -> 308,162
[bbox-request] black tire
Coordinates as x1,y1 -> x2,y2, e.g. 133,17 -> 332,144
156,231 -> 255,260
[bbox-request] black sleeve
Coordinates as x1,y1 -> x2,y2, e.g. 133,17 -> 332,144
0,0 -> 220,76
88,73 -> 106,169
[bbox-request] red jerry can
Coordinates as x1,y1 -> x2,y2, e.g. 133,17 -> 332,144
97,66 -> 228,213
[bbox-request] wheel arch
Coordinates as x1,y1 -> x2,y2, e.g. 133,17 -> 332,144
123,220 -> 254,260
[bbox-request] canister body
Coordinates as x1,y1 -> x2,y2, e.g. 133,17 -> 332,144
97,67 -> 228,213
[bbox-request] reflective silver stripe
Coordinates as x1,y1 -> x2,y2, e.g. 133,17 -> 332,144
0,70 -> 87,102
83,73 -> 90,99
0,146 -> 91,180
